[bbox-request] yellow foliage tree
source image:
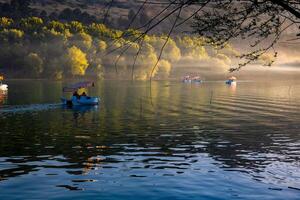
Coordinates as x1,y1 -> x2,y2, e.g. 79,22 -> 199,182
148,36 -> 181,62
68,21 -> 83,34
0,17 -> 13,29
20,17 -> 44,33
97,40 -> 107,53
176,36 -> 208,59
88,23 -> 112,38
0,29 -> 24,43
155,59 -> 172,79
133,43 -> 158,80
47,21 -> 66,33
65,46 -> 89,76
71,32 -> 93,51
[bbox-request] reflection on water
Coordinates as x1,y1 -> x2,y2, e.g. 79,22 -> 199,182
0,90 -> 7,105
0,103 -> 61,114
0,80 -> 300,199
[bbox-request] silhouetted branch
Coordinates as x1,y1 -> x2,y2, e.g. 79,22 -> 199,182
103,0 -> 114,25
107,0 -> 300,78
150,5 -> 183,81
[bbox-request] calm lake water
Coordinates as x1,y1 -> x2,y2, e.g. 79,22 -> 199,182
0,80 -> 300,200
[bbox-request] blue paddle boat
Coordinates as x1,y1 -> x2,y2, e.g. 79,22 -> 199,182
61,81 -> 100,106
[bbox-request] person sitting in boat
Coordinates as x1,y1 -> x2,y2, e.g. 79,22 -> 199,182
80,92 -> 91,99
73,91 -> 80,99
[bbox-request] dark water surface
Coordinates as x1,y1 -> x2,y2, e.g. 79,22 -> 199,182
0,80 -> 300,200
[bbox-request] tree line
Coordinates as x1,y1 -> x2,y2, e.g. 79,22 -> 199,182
0,16 -> 243,80
0,0 -> 98,24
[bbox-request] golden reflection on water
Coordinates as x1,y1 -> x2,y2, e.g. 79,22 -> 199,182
228,83 -> 237,93
0,90 -> 7,105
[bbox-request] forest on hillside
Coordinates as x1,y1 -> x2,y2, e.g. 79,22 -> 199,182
0,15 -> 244,80
0,0 -> 278,80
0,0 -> 152,28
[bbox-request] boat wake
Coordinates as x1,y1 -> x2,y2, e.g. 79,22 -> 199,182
0,103 -> 62,114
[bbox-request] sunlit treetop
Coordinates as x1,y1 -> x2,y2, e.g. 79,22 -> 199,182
0,17 -> 14,29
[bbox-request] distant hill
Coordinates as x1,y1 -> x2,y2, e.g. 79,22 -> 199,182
0,0 -> 193,33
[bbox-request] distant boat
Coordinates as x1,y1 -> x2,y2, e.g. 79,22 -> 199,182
61,81 -> 99,106
226,76 -> 237,85
182,75 -> 191,83
0,75 -> 8,91
192,76 -> 202,83
182,75 -> 202,83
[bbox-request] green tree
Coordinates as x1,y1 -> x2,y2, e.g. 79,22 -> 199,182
154,59 -> 172,79
86,57 -> 103,79
43,27 -> 71,42
43,57 -> 64,80
96,40 -> 107,53
24,53 -> 44,77
47,20 -> 66,33
0,29 -> 24,43
132,43 -> 158,80
70,32 -> 92,51
149,36 -> 181,63
20,17 -> 44,33
176,36 -> 208,60
88,23 -> 112,38
0,17 -> 14,29
68,21 -> 84,34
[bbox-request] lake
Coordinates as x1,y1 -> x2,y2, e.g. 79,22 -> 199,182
0,80 -> 300,200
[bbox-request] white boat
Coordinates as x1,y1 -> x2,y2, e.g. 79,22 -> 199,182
61,81 -> 99,106
226,76 -> 237,85
183,79 -> 192,83
0,84 -> 8,91
0,75 -> 8,91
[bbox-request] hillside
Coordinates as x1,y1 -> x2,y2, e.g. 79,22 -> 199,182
0,0 -> 194,33
0,14 -> 242,80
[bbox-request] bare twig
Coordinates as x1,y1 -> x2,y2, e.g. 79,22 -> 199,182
103,0 -> 114,25
150,6 -> 183,81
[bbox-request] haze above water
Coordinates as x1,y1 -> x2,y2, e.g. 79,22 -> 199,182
0,80 -> 300,200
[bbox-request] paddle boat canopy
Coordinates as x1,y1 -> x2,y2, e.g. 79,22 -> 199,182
0,75 -> 8,91
226,76 -> 237,85
61,81 -> 99,106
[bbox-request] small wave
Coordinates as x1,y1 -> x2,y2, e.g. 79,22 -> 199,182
0,103 -> 61,114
